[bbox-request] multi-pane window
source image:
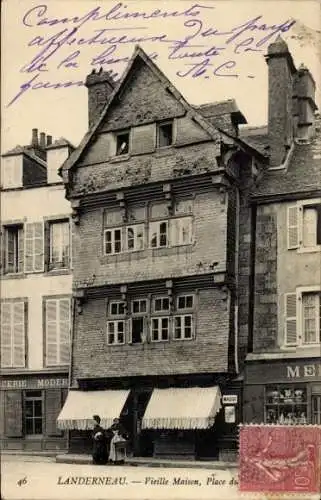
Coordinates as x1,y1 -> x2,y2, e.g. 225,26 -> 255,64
151,317 -> 169,342
24,391 -> 43,435
174,315 -> 193,340
1,301 -> 26,367
107,301 -> 125,345
174,295 -> 194,340
130,299 -> 147,344
104,228 -> 122,254
116,131 -> 130,155
312,395 -> 321,425
157,122 -> 173,147
170,217 -> 193,246
49,220 -> 70,270
302,293 -> 321,344
126,224 -> 144,251
4,225 -> 24,274
153,297 -> 170,313
302,204 -> 321,247
45,297 -> 71,366
149,221 -> 168,248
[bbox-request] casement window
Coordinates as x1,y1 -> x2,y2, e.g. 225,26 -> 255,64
24,391 -> 43,435
1,301 -> 26,367
149,221 -> 168,248
170,217 -> 193,246
107,301 -> 126,345
151,317 -> 169,342
116,130 -> 130,155
45,298 -> 71,366
126,224 -> 145,251
104,228 -> 122,254
25,222 -> 44,272
284,291 -> 321,346
153,297 -> 170,313
265,385 -> 307,425
107,321 -> 125,345
157,121 -> 173,147
48,220 -> 70,270
173,315 -> 193,340
129,299 -> 148,344
3,224 -> 24,274
177,295 -> 194,310
287,201 -> 321,251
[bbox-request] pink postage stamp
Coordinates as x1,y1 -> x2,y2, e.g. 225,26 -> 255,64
239,424 -> 321,494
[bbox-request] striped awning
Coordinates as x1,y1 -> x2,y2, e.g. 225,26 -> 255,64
57,389 -> 130,430
142,386 -> 222,430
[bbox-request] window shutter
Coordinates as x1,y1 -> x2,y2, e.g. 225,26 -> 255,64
46,299 -> 58,366
44,222 -> 50,270
13,301 -> 26,367
34,222 -> 44,271
169,218 -> 179,246
131,124 -> 156,155
287,206 -> 299,249
284,293 -> 297,346
1,302 -> 12,367
18,227 -> 24,272
303,207 -> 317,247
24,222 -> 44,272
45,389 -> 63,436
5,391 -> 23,437
59,299 -> 71,365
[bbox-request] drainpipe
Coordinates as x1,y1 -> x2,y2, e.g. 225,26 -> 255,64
234,188 -> 240,374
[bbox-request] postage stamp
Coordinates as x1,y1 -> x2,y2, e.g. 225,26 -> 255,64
239,424 -> 321,494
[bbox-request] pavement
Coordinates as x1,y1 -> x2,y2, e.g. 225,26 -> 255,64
1,455 -> 240,500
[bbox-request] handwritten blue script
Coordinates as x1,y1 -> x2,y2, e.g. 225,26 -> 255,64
8,2 -> 296,106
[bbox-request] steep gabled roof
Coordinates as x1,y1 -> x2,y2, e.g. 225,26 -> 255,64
60,46 -> 249,177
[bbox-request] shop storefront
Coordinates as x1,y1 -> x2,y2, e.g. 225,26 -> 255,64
244,358 -> 321,425
58,375 -> 242,461
0,374 -> 69,451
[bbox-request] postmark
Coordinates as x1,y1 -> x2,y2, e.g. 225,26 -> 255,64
239,424 -> 321,494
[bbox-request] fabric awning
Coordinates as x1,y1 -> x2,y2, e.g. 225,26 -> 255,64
57,389 -> 130,430
142,386 -> 222,430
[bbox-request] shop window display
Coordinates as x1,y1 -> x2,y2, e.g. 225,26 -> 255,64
265,385 -> 307,425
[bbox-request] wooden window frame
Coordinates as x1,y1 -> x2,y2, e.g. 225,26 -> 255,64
43,295 -> 71,367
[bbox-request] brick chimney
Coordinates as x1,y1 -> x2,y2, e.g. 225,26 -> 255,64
294,64 -> 317,140
31,128 -> 39,147
85,67 -> 116,128
265,36 -> 296,166
39,132 -> 46,149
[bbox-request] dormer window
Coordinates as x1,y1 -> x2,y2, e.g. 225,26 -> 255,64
116,131 -> 130,155
157,122 -> 173,148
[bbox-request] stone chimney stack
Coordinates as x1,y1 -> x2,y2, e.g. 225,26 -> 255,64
265,36 -> 296,166
39,132 -> 46,149
294,64 -> 317,140
31,128 -> 39,147
46,135 -> 53,146
85,68 -> 116,128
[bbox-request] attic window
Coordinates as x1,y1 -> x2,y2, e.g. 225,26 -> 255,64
157,122 -> 173,148
116,131 -> 130,155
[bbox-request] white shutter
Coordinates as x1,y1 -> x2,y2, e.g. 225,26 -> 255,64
303,207 -> 317,248
169,218 -> 179,246
284,293 -> 297,346
25,222 -> 44,272
46,299 -> 58,366
1,303 -> 12,367
302,293 -> 319,344
59,299 -> 71,364
287,206 -> 299,249
13,302 -> 25,367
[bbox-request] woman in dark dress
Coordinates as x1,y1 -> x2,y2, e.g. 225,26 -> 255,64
92,415 -> 108,465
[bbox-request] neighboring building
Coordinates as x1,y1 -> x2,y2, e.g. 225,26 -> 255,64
0,130 -> 74,451
242,40 -> 321,424
57,46 -> 264,461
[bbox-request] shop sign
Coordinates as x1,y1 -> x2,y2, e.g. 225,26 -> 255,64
287,364 -> 321,379
0,378 -> 69,390
224,406 -> 236,423
222,395 -> 238,404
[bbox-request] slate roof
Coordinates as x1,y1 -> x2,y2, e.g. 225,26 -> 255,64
46,138 -> 76,150
2,145 -> 47,168
239,126 -> 270,157
194,99 -> 247,124
251,116 -> 321,198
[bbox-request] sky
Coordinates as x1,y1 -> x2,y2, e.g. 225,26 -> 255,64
1,0 -> 321,153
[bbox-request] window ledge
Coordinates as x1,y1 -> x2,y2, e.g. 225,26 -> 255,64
297,246 -> 321,254
100,245 -> 194,263
1,273 -> 25,280
45,269 -> 71,276
109,154 -> 130,163
151,244 -> 193,257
